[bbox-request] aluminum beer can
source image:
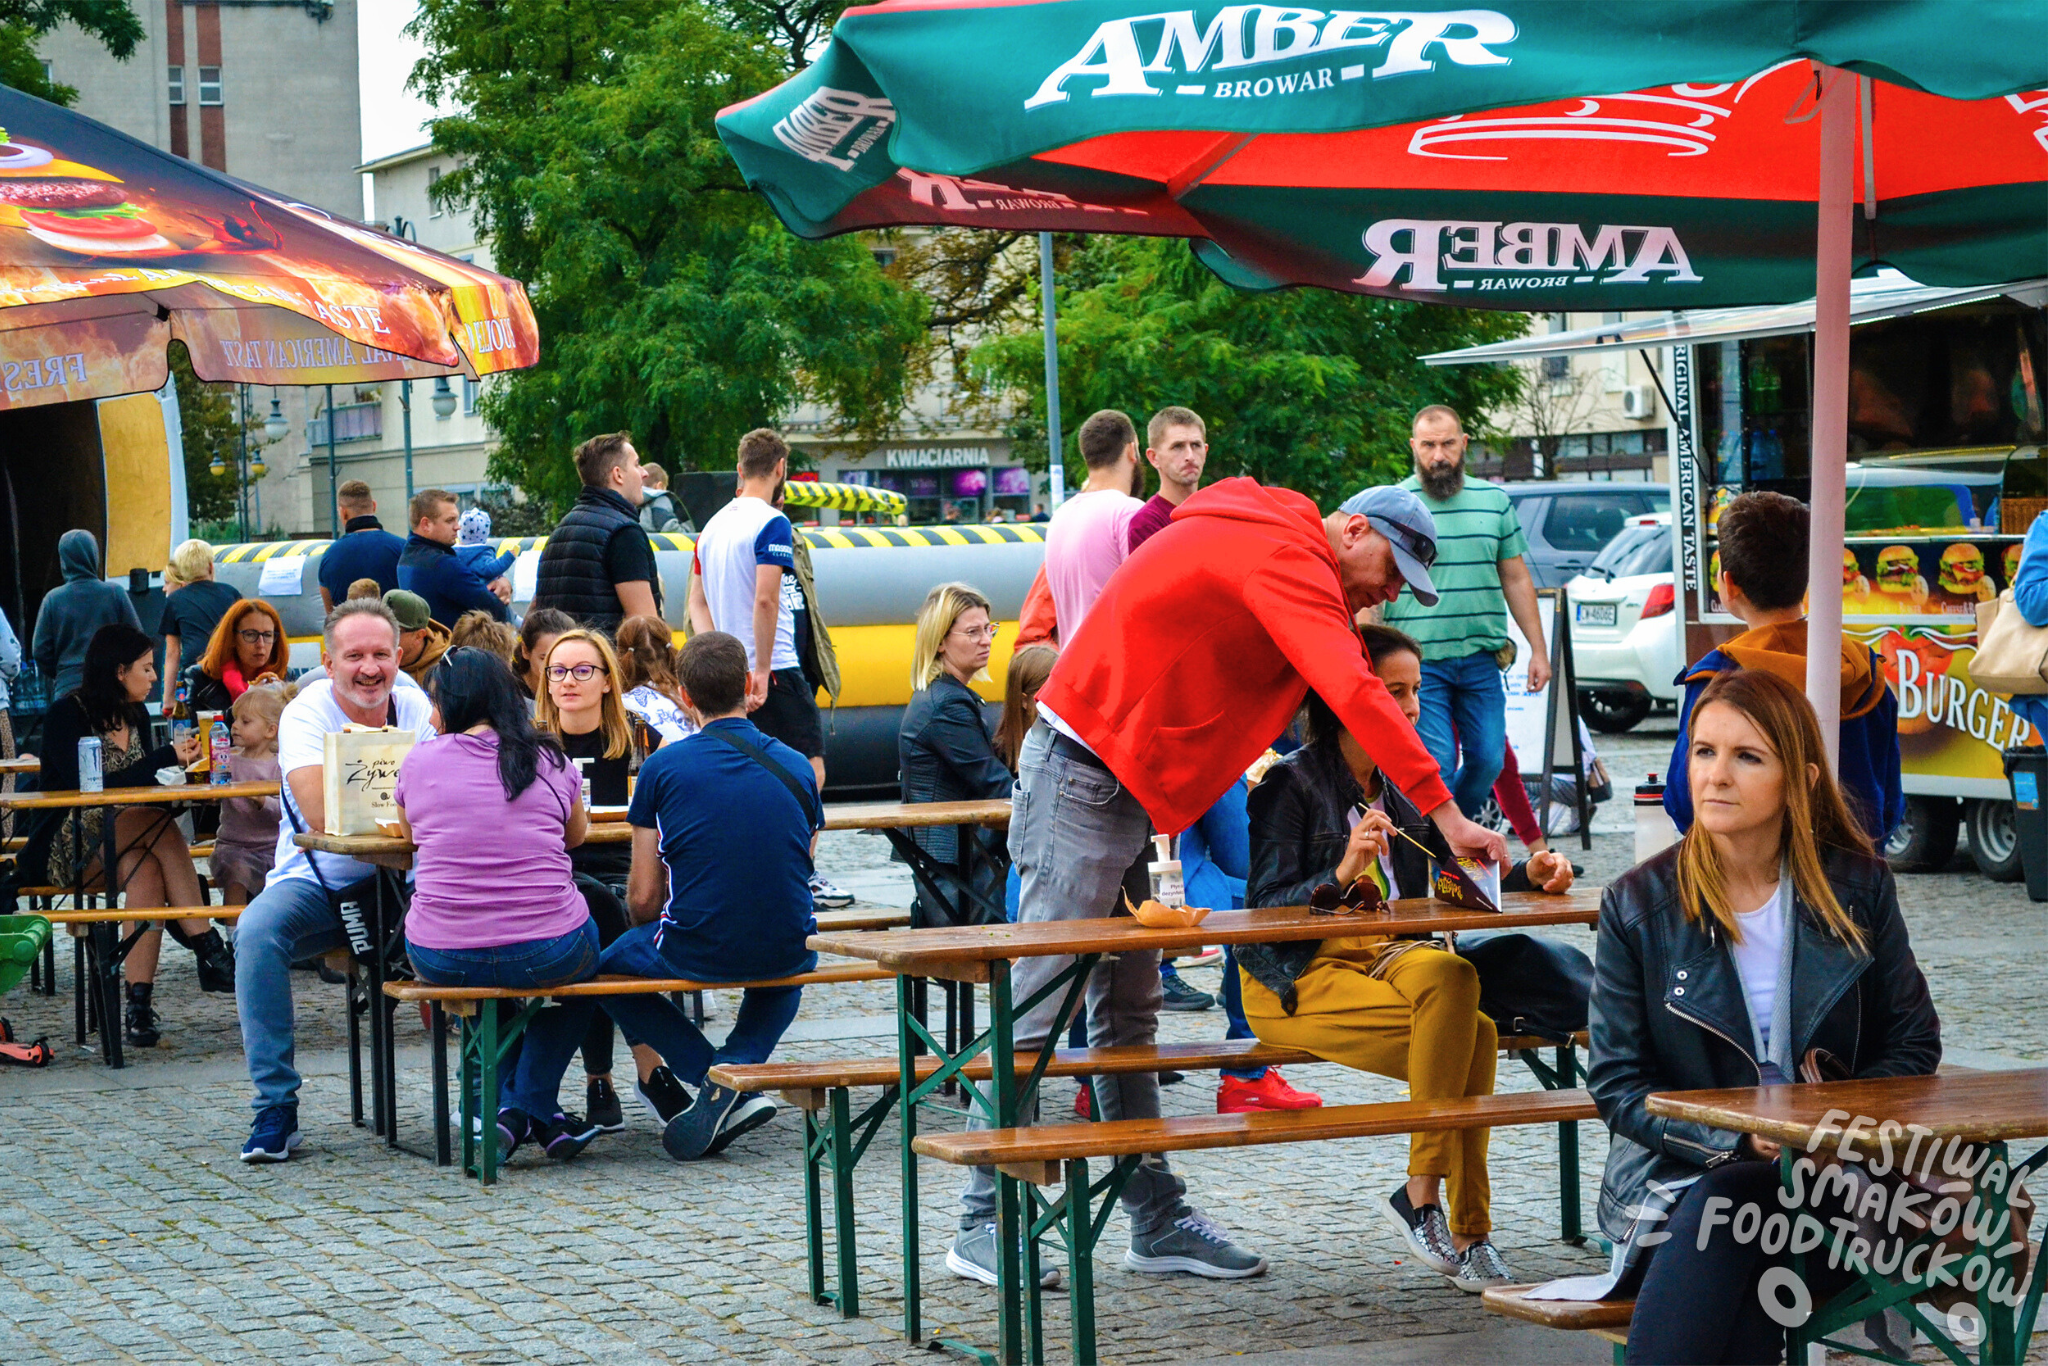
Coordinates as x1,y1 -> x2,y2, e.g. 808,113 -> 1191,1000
78,735 -> 104,793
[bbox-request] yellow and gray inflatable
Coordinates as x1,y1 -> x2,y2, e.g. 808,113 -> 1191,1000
211,521 -> 1045,795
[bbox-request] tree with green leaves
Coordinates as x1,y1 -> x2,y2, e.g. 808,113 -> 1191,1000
968,236 -> 1528,511
0,0 -> 141,106
168,343 -> 257,534
409,0 -> 925,518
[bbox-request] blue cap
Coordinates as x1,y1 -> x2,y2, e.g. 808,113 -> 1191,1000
1338,486 -> 1439,607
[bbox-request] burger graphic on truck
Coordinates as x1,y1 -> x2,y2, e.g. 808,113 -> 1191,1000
1929,542 -> 1994,614
1871,544 -> 1928,609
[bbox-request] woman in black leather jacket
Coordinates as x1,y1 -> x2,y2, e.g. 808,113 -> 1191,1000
897,583 -> 1013,925
1244,624 -> 1575,1293
1590,668 -> 1940,1364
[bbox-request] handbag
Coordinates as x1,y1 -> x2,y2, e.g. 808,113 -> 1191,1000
1456,932 -> 1592,1041
1972,590 -> 2048,695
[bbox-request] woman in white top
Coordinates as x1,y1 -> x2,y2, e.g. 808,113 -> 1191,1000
1588,667 -> 1941,1364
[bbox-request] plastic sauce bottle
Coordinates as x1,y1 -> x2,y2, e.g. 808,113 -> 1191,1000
1634,773 -> 1680,863
1146,833 -> 1185,907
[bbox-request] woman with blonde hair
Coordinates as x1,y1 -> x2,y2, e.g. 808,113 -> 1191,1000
614,614 -> 695,746
1590,667 -> 1940,1363
898,583 -> 1013,926
160,538 -> 240,686
532,628 -> 666,1132
449,610 -> 519,665
184,597 -> 289,712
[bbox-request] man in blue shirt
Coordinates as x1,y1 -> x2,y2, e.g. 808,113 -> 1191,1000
397,488 -> 510,627
599,630 -> 823,1161
317,481 -> 406,612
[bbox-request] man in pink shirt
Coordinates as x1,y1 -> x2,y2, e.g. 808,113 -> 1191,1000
1044,410 -> 1144,636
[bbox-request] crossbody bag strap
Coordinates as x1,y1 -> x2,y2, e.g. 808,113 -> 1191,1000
700,726 -> 821,828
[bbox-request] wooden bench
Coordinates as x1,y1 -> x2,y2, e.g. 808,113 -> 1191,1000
913,1087 -> 1600,1364
709,1029 -> 1590,1321
812,908 -> 912,933
1483,1285 -> 1632,1363
383,962 -> 896,1183
16,905 -> 243,1063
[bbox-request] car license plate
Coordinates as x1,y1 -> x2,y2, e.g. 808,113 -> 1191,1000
1576,603 -> 1618,627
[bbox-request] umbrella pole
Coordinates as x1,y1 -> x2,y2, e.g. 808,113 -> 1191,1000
1040,232 -> 1065,508
326,382 -> 340,537
1806,65 -> 1855,776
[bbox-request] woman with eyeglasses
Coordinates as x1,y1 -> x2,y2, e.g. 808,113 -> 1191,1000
182,598 -> 290,712
897,583 -> 1015,927
1241,623 -> 1573,1293
532,628 -> 673,1133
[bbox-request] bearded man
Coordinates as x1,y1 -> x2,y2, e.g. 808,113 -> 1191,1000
1381,405 -> 1549,818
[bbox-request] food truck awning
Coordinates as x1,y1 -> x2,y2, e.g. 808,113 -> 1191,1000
1421,273 -> 2048,366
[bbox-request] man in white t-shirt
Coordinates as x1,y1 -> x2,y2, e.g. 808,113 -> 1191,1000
235,599 -> 437,1164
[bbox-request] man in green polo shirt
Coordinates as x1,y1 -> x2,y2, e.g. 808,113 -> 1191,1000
1382,405 -> 1549,817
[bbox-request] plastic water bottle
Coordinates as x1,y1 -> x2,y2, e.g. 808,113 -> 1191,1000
1634,773 -> 1680,863
78,736 -> 104,793
209,725 -> 234,785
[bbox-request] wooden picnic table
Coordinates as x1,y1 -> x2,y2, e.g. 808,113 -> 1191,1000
816,889 -> 1603,1362
0,753 -> 38,775
4,778 -> 280,1068
1648,1071 -> 2048,1364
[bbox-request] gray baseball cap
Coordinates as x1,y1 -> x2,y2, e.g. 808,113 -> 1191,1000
1338,486 -> 1440,607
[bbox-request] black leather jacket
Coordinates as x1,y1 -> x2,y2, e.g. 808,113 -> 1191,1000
896,674 -> 1014,866
1588,844 -> 1941,1246
1242,744 -> 1533,1013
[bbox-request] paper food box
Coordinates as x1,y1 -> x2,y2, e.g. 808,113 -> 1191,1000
321,724 -> 415,836
1431,856 -> 1502,913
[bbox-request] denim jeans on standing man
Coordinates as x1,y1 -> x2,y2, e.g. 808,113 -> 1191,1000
407,918 -> 601,1121
1416,650 -> 1509,819
236,875 -> 351,1113
959,721 -> 1192,1237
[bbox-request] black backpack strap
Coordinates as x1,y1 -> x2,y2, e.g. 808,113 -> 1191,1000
700,726 -> 821,828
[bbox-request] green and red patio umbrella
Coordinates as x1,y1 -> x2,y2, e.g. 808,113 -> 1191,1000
718,0 -> 2048,763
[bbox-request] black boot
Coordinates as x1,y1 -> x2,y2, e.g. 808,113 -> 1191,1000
191,929 -> 236,994
124,982 -> 161,1048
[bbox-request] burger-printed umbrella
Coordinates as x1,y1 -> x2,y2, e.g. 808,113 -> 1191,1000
0,85 -> 539,412
717,0 -> 2047,763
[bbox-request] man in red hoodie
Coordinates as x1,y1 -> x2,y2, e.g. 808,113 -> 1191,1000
947,477 -> 1507,1288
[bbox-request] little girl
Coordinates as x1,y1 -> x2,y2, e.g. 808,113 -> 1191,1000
212,681 -> 290,905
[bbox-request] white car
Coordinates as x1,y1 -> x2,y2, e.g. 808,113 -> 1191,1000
1565,514 -> 1681,733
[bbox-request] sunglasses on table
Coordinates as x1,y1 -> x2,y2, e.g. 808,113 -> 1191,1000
1308,877 -> 1386,915
547,663 -> 602,682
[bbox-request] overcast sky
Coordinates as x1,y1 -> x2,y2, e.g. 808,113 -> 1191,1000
358,0 -> 441,164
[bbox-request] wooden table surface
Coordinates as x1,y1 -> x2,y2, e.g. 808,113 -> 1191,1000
1647,1068 -> 2048,1147
0,755 -> 38,775
293,799 -> 1015,869
0,779 -> 279,810
809,889 -> 1603,978
827,799 -> 1010,831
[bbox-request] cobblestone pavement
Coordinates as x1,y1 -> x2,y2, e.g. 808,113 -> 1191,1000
3,715 -> 2044,1363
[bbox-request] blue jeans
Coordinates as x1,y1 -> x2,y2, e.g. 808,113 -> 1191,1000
1417,652 -> 1508,819
1218,947 -> 1264,1081
597,923 -> 803,1088
408,919 -> 601,1121
236,875 -> 351,1113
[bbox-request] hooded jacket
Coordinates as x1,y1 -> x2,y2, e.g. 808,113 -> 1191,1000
401,617 -> 453,687
31,531 -> 142,699
1664,621 -> 1903,841
1035,477 -> 1451,835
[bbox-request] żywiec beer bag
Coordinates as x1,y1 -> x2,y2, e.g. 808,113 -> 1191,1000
321,724 -> 415,835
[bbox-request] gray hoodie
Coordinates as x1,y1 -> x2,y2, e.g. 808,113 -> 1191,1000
31,530 -> 141,698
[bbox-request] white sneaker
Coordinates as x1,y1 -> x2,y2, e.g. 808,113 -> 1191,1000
809,874 -> 854,908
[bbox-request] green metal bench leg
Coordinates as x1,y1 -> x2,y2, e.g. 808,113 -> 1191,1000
804,1106 -> 828,1306
478,1000 -> 501,1185
1555,1043 -> 1582,1243
896,974 -> 924,1344
830,1086 -> 860,1317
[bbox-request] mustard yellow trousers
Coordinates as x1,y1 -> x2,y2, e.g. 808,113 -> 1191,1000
1240,941 -> 1497,1237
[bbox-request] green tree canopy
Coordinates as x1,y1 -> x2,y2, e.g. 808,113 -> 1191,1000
970,236 -> 1528,511
0,0 -> 141,105
168,342 -> 256,533
410,0 -> 924,517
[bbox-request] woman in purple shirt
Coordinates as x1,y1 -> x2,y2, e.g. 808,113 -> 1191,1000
394,648 -> 604,1162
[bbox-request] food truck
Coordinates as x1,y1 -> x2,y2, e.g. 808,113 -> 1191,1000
1431,274 -> 2048,878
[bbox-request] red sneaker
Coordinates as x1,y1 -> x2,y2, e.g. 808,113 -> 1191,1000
1074,1084 -> 1092,1119
1217,1069 -> 1323,1113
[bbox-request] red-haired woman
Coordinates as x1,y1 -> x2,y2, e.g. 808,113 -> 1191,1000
182,598 -> 289,712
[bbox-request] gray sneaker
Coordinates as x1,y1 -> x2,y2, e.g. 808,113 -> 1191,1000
1450,1239 -> 1515,1292
946,1224 -> 1061,1289
1124,1211 -> 1267,1279
1381,1185 -> 1461,1276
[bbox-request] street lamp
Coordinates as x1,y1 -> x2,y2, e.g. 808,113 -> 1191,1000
431,375 -> 457,419
263,394 -> 288,444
